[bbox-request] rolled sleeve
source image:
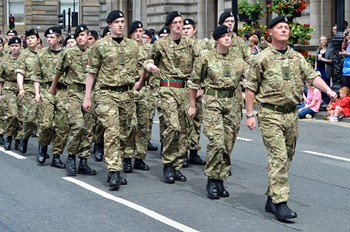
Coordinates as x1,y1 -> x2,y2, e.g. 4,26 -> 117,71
86,43 -> 101,74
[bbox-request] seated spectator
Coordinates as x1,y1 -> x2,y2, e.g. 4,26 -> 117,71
297,83 -> 322,119
248,35 -> 260,55
340,28 -> 350,89
327,86 -> 350,122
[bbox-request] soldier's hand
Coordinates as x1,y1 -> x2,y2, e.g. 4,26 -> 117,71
18,89 -> 25,98
149,64 -> 159,74
35,94 -> 41,103
83,99 -> 91,112
48,86 -> 57,96
196,89 -> 204,98
188,106 -> 196,118
246,118 -> 256,130
327,90 -> 337,101
134,81 -> 143,91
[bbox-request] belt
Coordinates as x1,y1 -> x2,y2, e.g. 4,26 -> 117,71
41,82 -> 67,90
206,88 -> 234,98
23,80 -> 32,85
262,103 -> 296,113
68,83 -> 85,91
160,79 -> 186,88
57,82 -> 67,90
100,85 -> 133,92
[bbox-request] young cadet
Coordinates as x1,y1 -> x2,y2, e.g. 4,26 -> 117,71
0,38 -> 6,145
52,25 -> 96,176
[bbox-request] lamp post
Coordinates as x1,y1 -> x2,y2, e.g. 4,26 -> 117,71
331,0 -> 345,92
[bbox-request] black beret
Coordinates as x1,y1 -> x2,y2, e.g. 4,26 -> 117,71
219,11 -> 234,25
90,30 -> 99,40
268,16 -> 289,29
44,27 -> 62,37
8,36 -> 21,46
25,28 -> 39,38
106,10 -> 124,24
6,29 -> 18,35
74,24 -> 89,38
144,29 -> 153,38
165,11 -> 181,26
65,34 -> 75,43
212,25 -> 230,40
128,21 -> 143,35
102,26 -> 110,38
158,27 -> 170,36
0,38 -> 3,44
183,18 -> 195,26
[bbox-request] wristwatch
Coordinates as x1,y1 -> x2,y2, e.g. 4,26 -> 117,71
246,114 -> 255,119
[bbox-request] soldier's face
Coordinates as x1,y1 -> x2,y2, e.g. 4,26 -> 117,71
109,18 -> 125,37
47,34 -> 61,47
88,36 -> 96,46
76,31 -> 89,46
182,25 -> 196,38
10,44 -> 21,55
142,34 -> 151,44
159,33 -> 168,39
217,33 -> 232,47
7,33 -> 16,40
26,35 -> 39,49
66,38 -> 76,48
131,28 -> 144,42
222,16 -> 235,31
269,23 -> 290,43
170,17 -> 183,35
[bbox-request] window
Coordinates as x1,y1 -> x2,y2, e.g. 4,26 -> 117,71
8,0 -> 25,24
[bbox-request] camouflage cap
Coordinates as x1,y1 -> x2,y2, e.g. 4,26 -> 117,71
25,28 -> 39,38
218,11 -> 234,25
106,10 -> 124,23
6,29 -> 18,36
8,36 -> 21,45
74,24 -> 89,38
165,11 -> 181,26
128,21 -> 143,35
212,25 -> 230,40
44,27 -> 62,37
268,16 -> 289,29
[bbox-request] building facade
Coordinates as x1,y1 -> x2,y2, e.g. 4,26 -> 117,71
0,0 -> 349,45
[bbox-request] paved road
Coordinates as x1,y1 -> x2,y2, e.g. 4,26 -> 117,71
0,116 -> 349,232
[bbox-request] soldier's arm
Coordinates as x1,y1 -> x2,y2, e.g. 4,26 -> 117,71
83,73 -> 95,112
16,73 -> 25,97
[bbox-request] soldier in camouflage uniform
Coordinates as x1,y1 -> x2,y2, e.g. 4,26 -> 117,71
3,30 -> 18,55
0,37 -> 22,150
83,10 -> 139,190
34,26 -> 67,168
0,38 -> 6,145
15,29 -> 41,154
53,25 -> 96,176
244,16 -> 337,221
144,11 -> 196,184
181,18 -> 206,168
188,25 -> 247,199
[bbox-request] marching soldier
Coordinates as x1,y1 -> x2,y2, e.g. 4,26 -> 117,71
0,38 -> 6,145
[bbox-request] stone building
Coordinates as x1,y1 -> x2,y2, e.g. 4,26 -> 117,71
0,0 -> 349,45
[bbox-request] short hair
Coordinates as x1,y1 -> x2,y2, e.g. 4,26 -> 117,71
249,35 -> 259,45
340,86 -> 350,96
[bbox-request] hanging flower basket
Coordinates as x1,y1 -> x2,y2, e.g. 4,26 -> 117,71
238,0 -> 265,23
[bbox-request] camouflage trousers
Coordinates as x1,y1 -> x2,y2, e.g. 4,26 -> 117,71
203,95 -> 241,180
95,90 -> 136,171
258,107 -> 298,204
134,86 -> 153,159
17,84 -> 38,140
65,90 -> 90,158
2,87 -> 20,137
37,89 -> 69,155
0,95 -> 5,135
187,98 -> 202,151
158,87 -> 188,169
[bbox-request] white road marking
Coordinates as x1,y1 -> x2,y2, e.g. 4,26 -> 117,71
303,151 -> 350,162
237,137 -> 253,142
63,177 -> 199,232
153,120 -> 159,124
0,147 -> 26,160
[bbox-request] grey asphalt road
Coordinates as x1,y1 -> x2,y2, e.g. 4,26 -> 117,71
0,116 -> 349,232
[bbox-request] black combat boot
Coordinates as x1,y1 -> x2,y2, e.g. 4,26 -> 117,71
108,171 -> 121,191
206,178 -> 220,199
275,202 -> 297,221
0,134 -> 4,145
133,158 -> 150,170
163,165 -> 175,184
265,196 -> 276,214
37,143 -> 47,165
147,141 -> 158,151
107,172 -> 127,185
66,155 -> 77,176
14,139 -> 20,151
174,169 -> 187,181
51,154 -> 66,169
216,180 -> 229,197
4,135 -> 12,150
182,154 -> 189,168
123,158 -> 133,173
94,143 -> 104,162
78,158 -> 97,175
19,139 -> 29,154
188,150 -> 206,165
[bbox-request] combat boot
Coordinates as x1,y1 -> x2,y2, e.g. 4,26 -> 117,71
182,154 -> 189,168
78,158 -> 97,175
163,165 -> 175,184
0,134 -> 4,145
51,154 -> 66,169
66,155 -> 77,176
37,143 -> 47,165
14,139 -> 20,151
133,158 -> 150,171
94,142 -> 104,162
4,135 -> 12,150
188,150 -> 206,165
147,141 -> 158,151
206,178 -> 220,199
19,139 -> 29,154
107,172 -> 127,185
108,171 -> 121,191
174,169 -> 187,181
216,180 -> 229,197
275,202 -> 297,221
123,158 -> 133,173
265,196 -> 276,214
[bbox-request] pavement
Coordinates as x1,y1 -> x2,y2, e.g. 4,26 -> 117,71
314,110 -> 350,123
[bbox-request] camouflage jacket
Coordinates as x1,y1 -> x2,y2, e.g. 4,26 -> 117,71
15,48 -> 40,82
0,54 -> 19,83
244,46 -> 320,106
